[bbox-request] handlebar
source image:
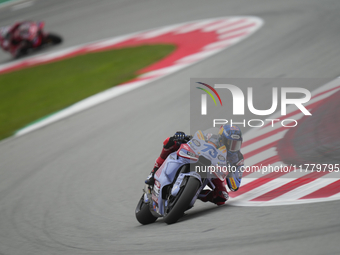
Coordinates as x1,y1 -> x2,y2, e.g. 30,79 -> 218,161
173,135 -> 193,144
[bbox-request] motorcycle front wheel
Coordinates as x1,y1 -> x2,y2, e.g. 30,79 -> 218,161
135,195 -> 157,225
163,176 -> 200,225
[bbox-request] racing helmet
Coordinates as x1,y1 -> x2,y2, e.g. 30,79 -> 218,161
0,26 -> 9,38
218,124 -> 243,152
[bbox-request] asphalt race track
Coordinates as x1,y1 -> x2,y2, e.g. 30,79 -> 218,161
1,0 -> 340,254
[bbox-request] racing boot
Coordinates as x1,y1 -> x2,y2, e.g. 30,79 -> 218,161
145,166 -> 159,185
199,178 -> 229,205
212,190 -> 229,206
198,189 -> 229,206
198,190 -> 214,202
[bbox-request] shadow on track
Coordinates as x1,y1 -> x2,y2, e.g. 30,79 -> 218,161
134,202 -> 229,227
178,203 -> 229,223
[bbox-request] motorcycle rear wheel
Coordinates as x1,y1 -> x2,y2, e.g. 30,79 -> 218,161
46,33 -> 63,44
135,195 -> 157,225
163,176 -> 200,224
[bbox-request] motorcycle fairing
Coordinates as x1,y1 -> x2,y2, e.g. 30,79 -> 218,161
151,130 -> 229,216
187,130 -> 228,167
153,152 -> 190,216
177,143 -> 199,161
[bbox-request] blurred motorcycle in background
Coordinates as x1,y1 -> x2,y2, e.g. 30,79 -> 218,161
0,21 -> 62,59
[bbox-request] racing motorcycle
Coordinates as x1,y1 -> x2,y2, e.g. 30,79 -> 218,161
135,129 -> 229,225
5,21 -> 62,58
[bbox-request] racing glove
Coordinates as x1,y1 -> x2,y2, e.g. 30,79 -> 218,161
173,131 -> 186,141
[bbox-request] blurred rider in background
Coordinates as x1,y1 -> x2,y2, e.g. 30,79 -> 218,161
145,124 -> 244,206
0,22 -> 24,57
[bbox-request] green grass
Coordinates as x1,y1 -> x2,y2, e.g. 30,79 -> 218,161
0,44 -> 175,140
0,0 -> 12,4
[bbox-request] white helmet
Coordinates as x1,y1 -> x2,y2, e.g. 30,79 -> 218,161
0,26 -> 10,38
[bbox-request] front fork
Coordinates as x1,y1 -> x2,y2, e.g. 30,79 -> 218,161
143,184 -> 162,217
170,173 -> 215,208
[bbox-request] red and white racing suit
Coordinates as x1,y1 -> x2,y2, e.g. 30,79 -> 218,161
0,22 -> 23,56
0,21 -> 44,57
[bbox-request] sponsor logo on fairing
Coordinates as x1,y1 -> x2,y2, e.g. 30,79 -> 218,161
218,155 -> 226,161
192,139 -> 201,147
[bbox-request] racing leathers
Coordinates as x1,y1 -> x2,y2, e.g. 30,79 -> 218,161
0,22 -> 23,57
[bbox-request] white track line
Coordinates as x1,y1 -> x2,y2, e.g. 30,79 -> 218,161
15,79 -> 153,136
244,148 -> 278,166
11,0 -> 33,10
272,177 -> 340,201
242,130 -> 286,154
234,178 -> 295,201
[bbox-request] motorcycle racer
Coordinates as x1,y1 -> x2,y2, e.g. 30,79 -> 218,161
145,124 -> 244,206
0,21 -> 56,58
0,22 -> 24,57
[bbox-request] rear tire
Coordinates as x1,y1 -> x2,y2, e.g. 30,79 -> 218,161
135,195 -> 157,225
46,33 -> 62,44
163,177 -> 200,224
13,40 -> 31,59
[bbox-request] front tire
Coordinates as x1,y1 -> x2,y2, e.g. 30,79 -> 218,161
135,195 -> 157,225
163,177 -> 200,224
